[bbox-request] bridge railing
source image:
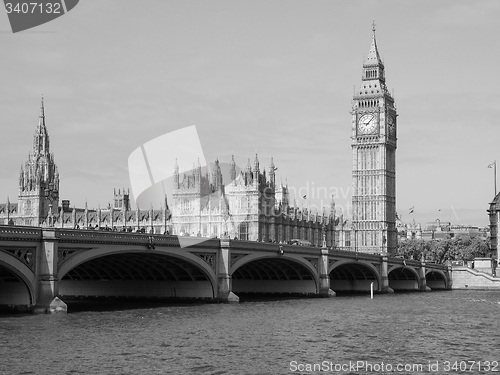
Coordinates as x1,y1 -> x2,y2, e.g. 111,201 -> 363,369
55,228 -> 225,248
0,225 -> 42,240
55,228 -> 179,244
228,239 -> 326,255
425,262 -> 450,271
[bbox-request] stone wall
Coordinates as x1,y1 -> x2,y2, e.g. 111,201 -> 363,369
451,267 -> 500,290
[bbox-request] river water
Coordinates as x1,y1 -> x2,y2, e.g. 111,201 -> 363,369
0,290 -> 499,375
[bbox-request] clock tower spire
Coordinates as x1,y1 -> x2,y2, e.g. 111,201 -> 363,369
351,24 -> 397,255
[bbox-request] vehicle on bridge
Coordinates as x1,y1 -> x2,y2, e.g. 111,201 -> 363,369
290,239 -> 313,246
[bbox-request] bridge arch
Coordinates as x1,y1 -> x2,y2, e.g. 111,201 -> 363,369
58,246 -> 217,300
388,265 -> 421,291
329,259 -> 381,293
230,253 -> 319,295
0,252 -> 36,306
425,269 -> 448,290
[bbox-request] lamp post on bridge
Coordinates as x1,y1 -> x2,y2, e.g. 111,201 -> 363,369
353,224 -> 358,260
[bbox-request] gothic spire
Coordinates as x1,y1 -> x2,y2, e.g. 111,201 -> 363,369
230,155 -> 236,182
253,153 -> 259,172
33,95 -> 50,156
269,157 -> 275,170
358,22 -> 389,94
173,158 -> 179,189
269,157 -> 276,186
364,20 -> 383,68
38,95 -> 45,128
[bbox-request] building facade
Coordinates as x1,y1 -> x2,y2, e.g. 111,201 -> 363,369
0,99 -> 336,247
351,25 -> 397,255
488,192 -> 500,259
170,156 -> 336,245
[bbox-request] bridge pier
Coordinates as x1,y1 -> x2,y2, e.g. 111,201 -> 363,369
319,249 -> 335,297
33,229 -> 66,313
217,240 -> 239,303
380,255 -> 394,293
419,262 -> 431,292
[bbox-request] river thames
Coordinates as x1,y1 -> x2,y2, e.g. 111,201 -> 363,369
0,290 -> 499,374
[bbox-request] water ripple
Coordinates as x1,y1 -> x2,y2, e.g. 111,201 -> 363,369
1,290 -> 499,374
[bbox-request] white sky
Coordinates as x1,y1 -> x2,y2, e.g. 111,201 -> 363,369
0,0 -> 499,227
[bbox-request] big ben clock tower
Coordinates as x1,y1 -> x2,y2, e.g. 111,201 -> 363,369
351,23 -> 397,255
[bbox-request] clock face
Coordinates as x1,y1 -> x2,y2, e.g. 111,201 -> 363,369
357,114 -> 377,134
387,115 -> 395,135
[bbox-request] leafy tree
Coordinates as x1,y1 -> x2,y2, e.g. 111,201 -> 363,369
396,238 -> 425,260
397,235 -> 489,264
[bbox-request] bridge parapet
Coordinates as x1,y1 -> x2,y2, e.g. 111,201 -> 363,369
228,239 -> 323,256
425,262 -> 450,271
55,229 -> 179,245
329,248 -> 381,262
388,258 -> 421,267
0,225 -> 42,241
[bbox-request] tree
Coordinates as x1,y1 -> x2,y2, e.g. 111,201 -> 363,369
396,238 -> 425,260
396,235 -> 489,264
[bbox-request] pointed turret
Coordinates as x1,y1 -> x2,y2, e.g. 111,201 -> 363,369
269,157 -> 276,186
19,165 -> 24,190
253,153 -> 259,173
358,21 -> 388,94
245,158 -> 252,185
212,159 -> 223,191
253,154 -> 260,186
173,158 -> 179,189
33,95 -> 50,157
195,157 -> 202,187
230,155 -> 236,182
364,21 -> 383,69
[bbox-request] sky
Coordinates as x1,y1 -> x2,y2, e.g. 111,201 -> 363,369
0,0 -> 499,227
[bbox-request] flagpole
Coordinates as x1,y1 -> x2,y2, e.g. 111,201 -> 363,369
488,161 -> 497,197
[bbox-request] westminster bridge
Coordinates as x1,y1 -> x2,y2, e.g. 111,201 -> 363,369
0,225 -> 451,313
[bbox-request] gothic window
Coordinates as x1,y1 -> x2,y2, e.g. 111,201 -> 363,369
239,222 -> 248,241
25,200 -> 32,215
182,198 -> 191,211
345,231 -> 351,247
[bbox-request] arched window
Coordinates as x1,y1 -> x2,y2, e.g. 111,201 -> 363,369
239,222 -> 248,241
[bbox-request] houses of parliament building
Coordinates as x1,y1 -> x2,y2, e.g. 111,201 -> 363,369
0,26 -> 397,254
0,99 -> 337,247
